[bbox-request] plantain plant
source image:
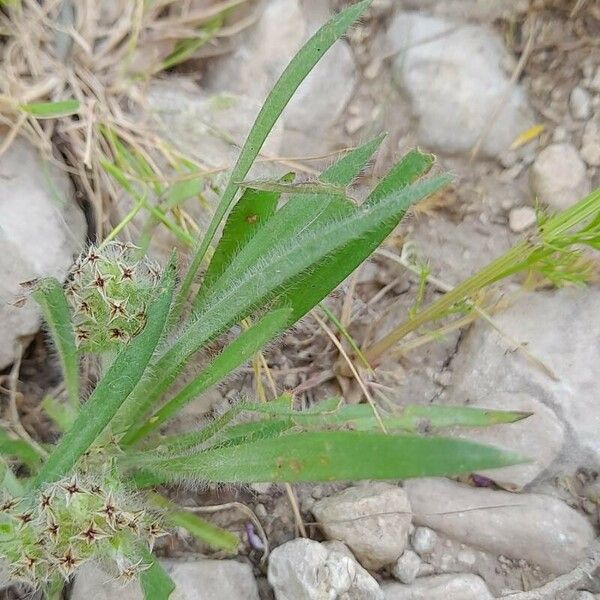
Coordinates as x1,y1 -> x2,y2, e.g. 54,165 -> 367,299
0,2 -> 530,597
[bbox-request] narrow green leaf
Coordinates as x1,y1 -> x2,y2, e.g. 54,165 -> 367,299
122,308 -> 293,445
320,135 -> 386,185
363,149 -> 435,207
19,99 -> 80,118
127,431 -> 524,483
139,549 -> 176,600
32,278 -> 79,411
29,259 -> 177,490
167,511 -> 239,553
176,0 -> 373,313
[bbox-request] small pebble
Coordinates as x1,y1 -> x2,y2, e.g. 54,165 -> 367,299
570,86 -> 592,120
552,126 -> 568,143
411,526 -> 437,557
509,206 -> 537,233
392,549 -> 421,584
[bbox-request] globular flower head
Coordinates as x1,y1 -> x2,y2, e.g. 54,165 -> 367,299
0,473 -> 165,589
66,242 -> 162,353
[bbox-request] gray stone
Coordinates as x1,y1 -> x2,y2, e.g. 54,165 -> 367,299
449,288 -> 600,470
529,143 -> 590,212
71,559 -> 260,600
404,478 -> 595,574
391,550 -> 421,584
267,538 -> 383,600
383,574 -> 493,600
0,134 -> 86,369
508,206 -> 536,233
387,13 -> 533,158
410,527 -> 437,558
570,86 -> 593,120
447,392 -> 565,489
312,483 -> 412,570
204,0 -> 356,155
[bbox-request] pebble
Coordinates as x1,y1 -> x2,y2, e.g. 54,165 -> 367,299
391,550 -> 421,584
0,134 -> 86,369
580,118 -> 600,167
570,86 -> 593,120
387,12 -> 533,158
312,483 -> 412,570
508,206 -> 536,233
404,478 -> 595,574
529,143 -> 591,212
383,574 -> 493,600
410,527 -> 437,558
267,538 -> 383,600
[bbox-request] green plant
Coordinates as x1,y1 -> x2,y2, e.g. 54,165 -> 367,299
0,2 -> 529,597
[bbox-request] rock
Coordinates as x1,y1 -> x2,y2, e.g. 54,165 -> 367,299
163,560 -> 261,600
146,80 -> 284,173
387,13 -> 533,158
204,0 -> 356,155
71,559 -> 260,600
508,206 -> 536,233
529,143 -> 590,212
391,550 -> 421,584
312,483 -> 412,570
267,538 -> 383,600
0,134 -> 86,370
580,118 -> 600,167
404,478 -> 595,574
410,527 -> 437,558
570,86 -> 592,120
449,288 -> 600,470
382,574 -> 493,600
447,392 -> 565,489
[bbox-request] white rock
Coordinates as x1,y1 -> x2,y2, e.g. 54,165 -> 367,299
404,478 -> 595,574
71,559 -> 260,600
146,80 -> 284,172
391,550 -> 421,584
0,134 -> 86,369
447,392 -> 565,489
508,206 -> 536,233
529,143 -> 591,211
575,592 -> 596,600
570,86 -> 592,120
449,288 -> 600,471
312,483 -> 412,570
387,13 -> 533,158
410,527 -> 437,557
383,574 -> 493,600
204,0 -> 356,155
267,538 -> 384,600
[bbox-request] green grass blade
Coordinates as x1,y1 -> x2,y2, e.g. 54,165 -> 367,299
127,431 -> 524,484
320,135 -> 385,185
29,260 -> 177,489
41,395 -> 77,431
176,0 -> 373,314
19,99 -> 80,118
139,549 -> 175,600
0,430 -> 42,470
167,510 -> 239,553
32,278 -> 79,411
122,308 -> 293,445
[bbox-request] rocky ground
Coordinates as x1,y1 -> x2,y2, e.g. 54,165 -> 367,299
1,0 -> 600,599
